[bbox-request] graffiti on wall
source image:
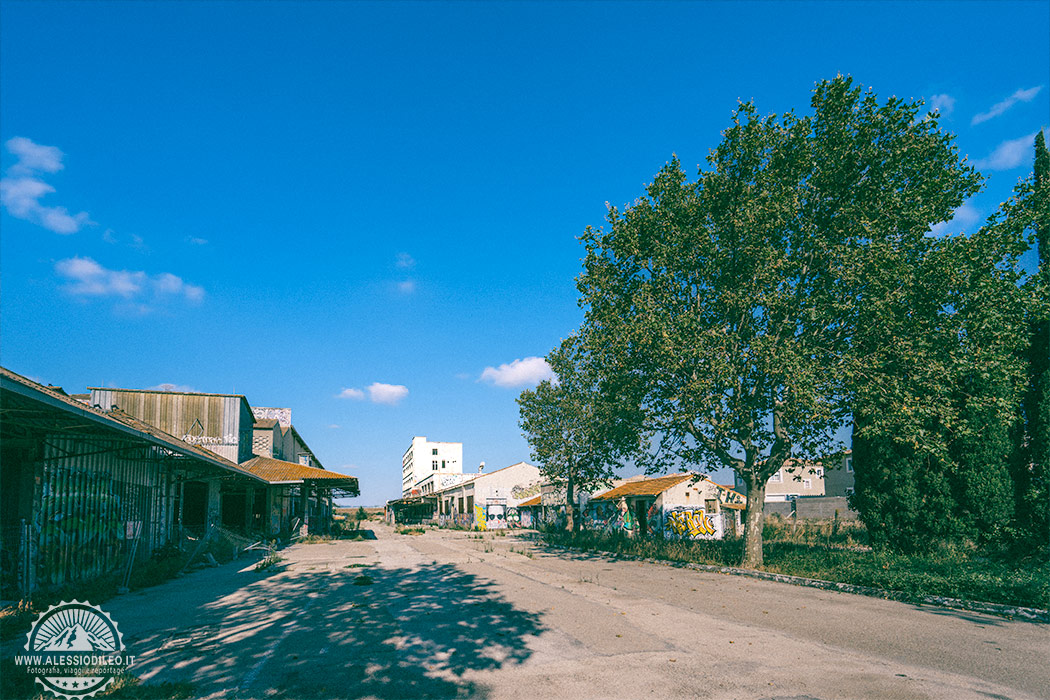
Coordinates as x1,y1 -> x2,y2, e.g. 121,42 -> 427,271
541,506 -> 564,528
474,504 -> 487,531
252,406 -> 292,427
646,503 -> 661,534
511,482 -> 541,500
486,503 -> 507,529
583,501 -> 614,532
665,507 -> 722,540
439,474 -> 468,488
716,486 -> 746,508
442,513 -> 473,528
585,499 -> 638,534
506,507 -> 520,528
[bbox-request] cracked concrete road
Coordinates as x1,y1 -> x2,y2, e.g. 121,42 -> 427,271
94,524 -> 1047,699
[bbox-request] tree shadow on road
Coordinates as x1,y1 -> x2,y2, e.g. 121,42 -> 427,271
907,604 -> 1014,627
134,562 -> 545,699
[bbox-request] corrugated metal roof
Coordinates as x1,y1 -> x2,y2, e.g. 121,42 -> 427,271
87,385 -> 249,400
1,367 -> 266,482
593,473 -> 693,500
240,455 -> 358,486
107,409 -> 267,482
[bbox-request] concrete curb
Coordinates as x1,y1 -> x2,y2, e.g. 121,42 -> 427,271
543,543 -> 1049,623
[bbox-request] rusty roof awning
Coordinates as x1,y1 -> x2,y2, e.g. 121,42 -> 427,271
240,456 -> 359,496
1,367 -> 267,483
593,473 -> 693,500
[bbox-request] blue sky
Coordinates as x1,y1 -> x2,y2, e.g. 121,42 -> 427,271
2,1 -> 1047,505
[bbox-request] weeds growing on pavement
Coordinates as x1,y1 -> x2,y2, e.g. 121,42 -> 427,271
396,526 -> 425,536
254,546 -> 285,572
541,524 -> 1048,610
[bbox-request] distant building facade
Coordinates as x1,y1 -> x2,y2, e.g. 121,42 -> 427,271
434,462 -> 541,529
822,451 -> 855,497
401,436 -> 463,497
387,461 -> 542,528
733,452 -> 855,502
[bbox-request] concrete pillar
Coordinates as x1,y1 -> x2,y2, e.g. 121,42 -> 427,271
265,486 -> 277,537
244,487 -> 255,532
206,480 -> 221,530
299,483 -> 310,535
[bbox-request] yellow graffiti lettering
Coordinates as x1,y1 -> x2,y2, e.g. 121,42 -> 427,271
666,509 -> 716,538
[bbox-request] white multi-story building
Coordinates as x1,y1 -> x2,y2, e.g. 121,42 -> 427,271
402,436 -> 463,497
733,451 -> 855,501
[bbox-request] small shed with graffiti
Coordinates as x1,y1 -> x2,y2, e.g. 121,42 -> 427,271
516,495 -> 541,529
587,473 -> 745,539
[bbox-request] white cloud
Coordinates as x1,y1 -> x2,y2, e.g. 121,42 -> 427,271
153,272 -> 205,302
929,201 -> 981,237
338,388 -> 366,400
398,280 -> 416,294
368,382 -> 409,405
1,137 -> 92,234
6,136 -> 64,174
0,176 -> 92,234
972,86 -> 1043,125
974,131 -> 1042,171
55,257 -> 144,297
188,237 -> 208,245
396,252 -> 416,269
149,383 -> 196,393
55,256 -> 205,306
328,424 -> 341,429
479,357 -> 553,389
928,94 -> 955,118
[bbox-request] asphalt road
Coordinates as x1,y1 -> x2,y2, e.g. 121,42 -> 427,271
93,524 -> 1047,699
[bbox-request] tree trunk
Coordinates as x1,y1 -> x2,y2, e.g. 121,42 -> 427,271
565,471 -> 575,533
741,476 -> 766,568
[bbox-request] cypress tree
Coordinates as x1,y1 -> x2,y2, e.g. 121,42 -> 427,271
1019,131 -> 1050,546
950,372 -> 1016,546
853,417 -> 960,553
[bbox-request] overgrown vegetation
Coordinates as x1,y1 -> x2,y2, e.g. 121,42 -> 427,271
396,526 -> 425,536
541,519 -> 1049,610
254,545 -> 284,572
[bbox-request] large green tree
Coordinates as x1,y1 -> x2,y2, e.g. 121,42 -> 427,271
518,334 -> 641,531
576,77 -> 980,567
